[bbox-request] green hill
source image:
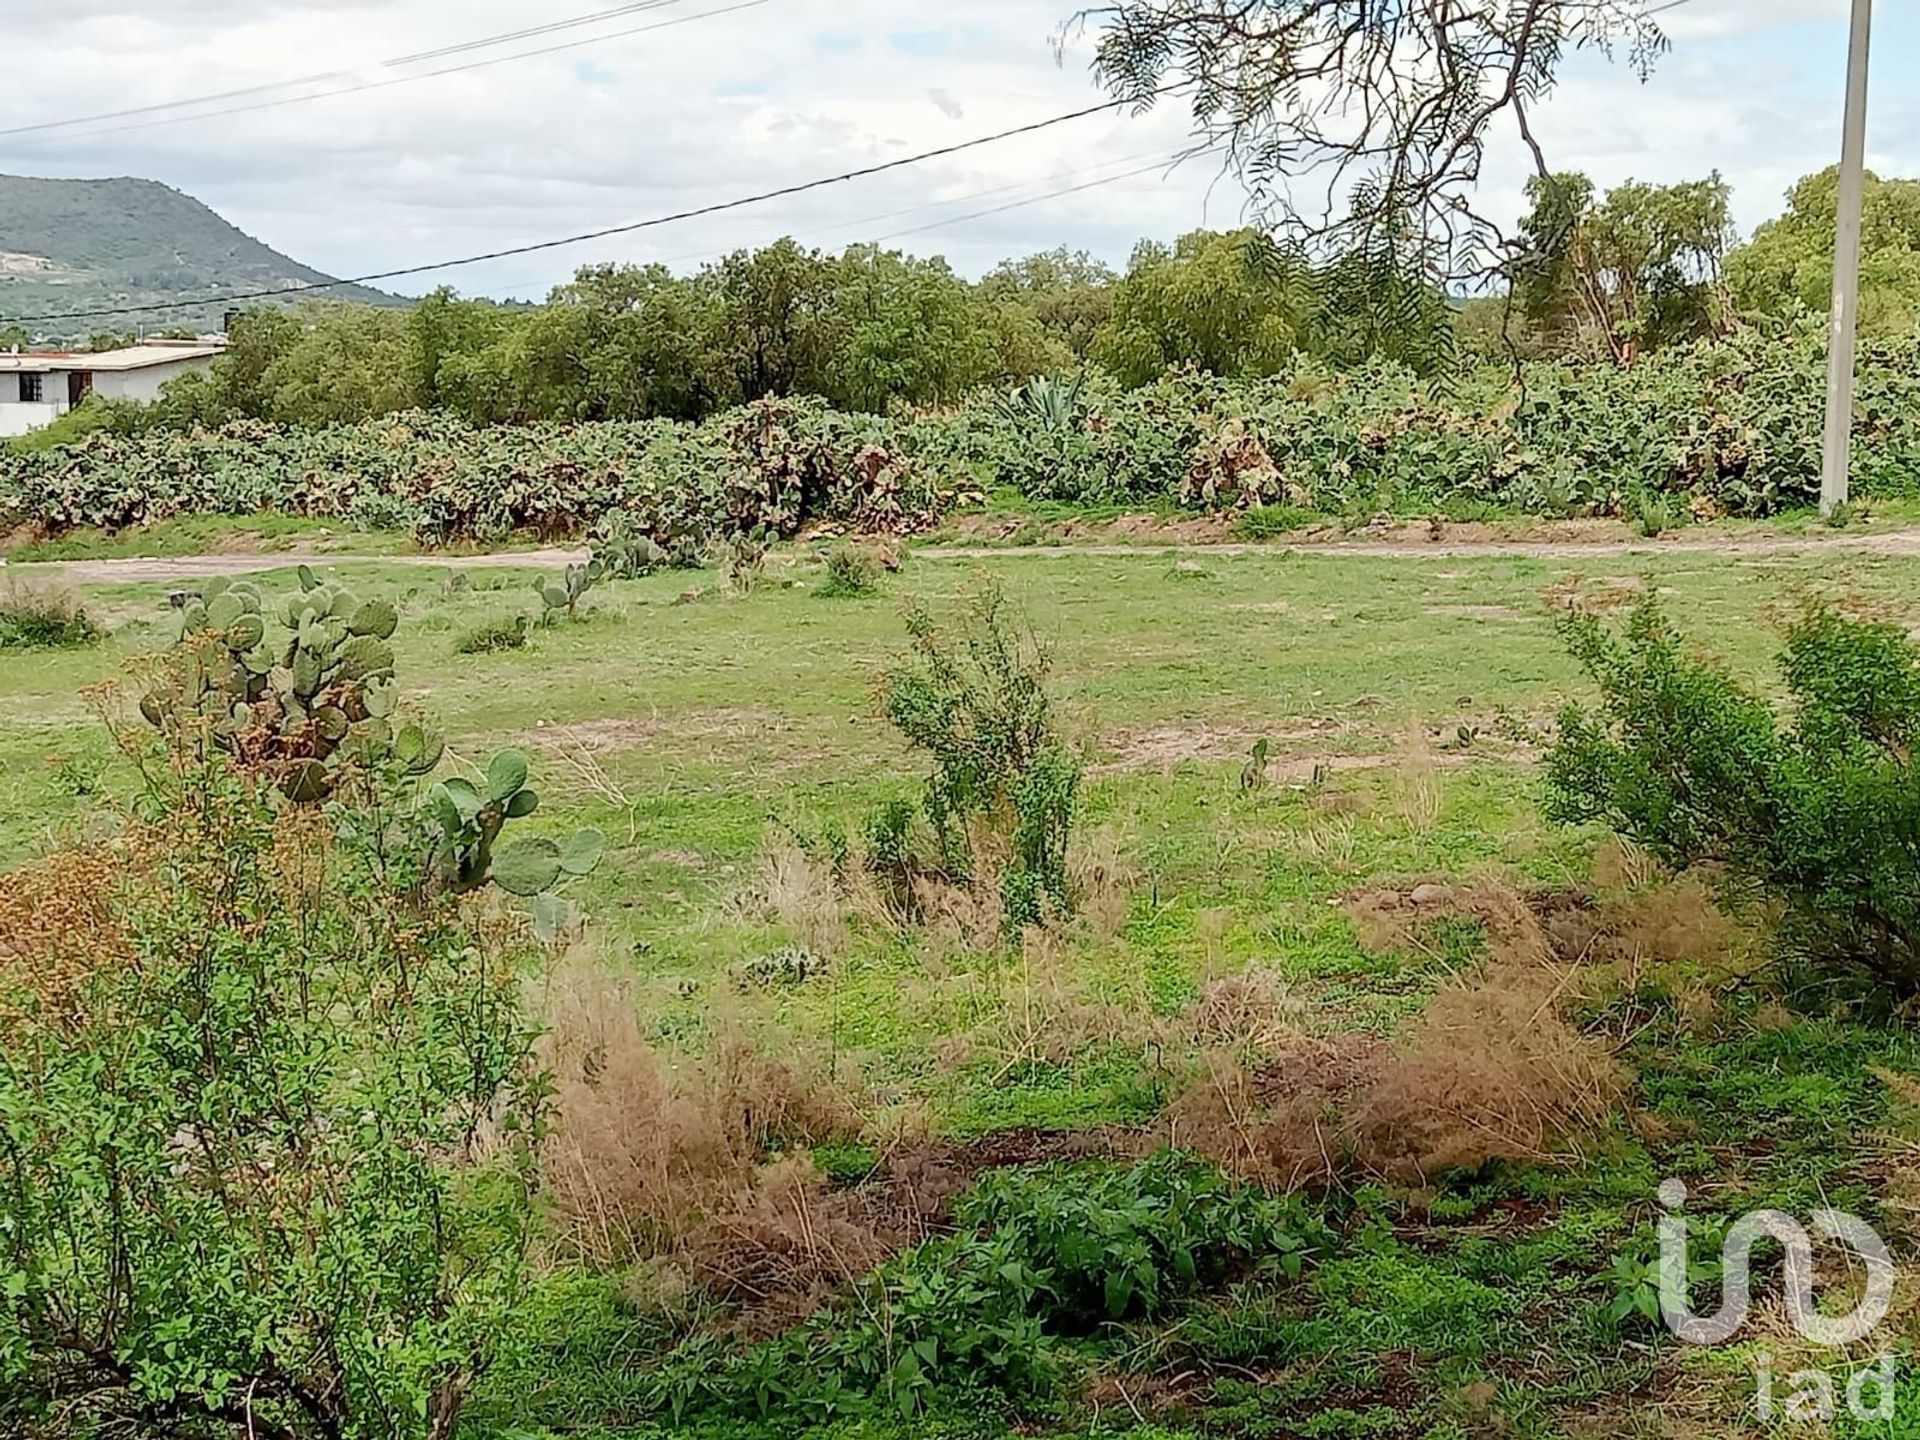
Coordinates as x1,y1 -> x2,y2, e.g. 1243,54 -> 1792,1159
0,173 -> 406,341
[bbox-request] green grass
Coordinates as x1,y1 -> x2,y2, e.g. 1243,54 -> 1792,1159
0,511 -> 416,561
8,537 -> 1920,1437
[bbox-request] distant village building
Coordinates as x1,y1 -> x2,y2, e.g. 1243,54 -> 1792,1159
0,339 -> 226,437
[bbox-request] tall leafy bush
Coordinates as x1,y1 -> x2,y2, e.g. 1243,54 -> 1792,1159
1547,598 -> 1920,995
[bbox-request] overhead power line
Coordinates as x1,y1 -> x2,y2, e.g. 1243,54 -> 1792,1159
6,90 -> 1171,326
873,150 -> 1217,244
0,0 -> 701,139
1,0 -> 767,143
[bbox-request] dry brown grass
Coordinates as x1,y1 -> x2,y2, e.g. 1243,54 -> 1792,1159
1170,880 -> 1629,1189
1390,728 -> 1443,831
539,956 -> 859,1267
756,836 -> 852,953
1185,970 -> 1306,1053
1346,974 -> 1626,1181
1168,1033 -> 1385,1189
0,572 -> 97,649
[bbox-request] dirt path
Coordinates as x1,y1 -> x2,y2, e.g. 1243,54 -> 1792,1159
919,530 -> 1920,561
5,547 -> 591,585
14,527 -> 1920,586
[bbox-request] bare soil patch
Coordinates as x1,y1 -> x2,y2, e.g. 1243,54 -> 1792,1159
535,708 -> 785,753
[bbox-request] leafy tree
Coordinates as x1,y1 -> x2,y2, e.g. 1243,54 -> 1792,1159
827,246 -> 996,412
256,303 -> 416,424
700,237 -> 845,404
978,247 -> 1116,360
1092,229 -> 1304,384
407,286 -> 516,412
1727,166 -> 1920,338
1516,171 -> 1734,362
497,264 -> 715,422
155,306 -> 302,425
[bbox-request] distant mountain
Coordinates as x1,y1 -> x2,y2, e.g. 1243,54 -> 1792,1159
0,173 -> 406,341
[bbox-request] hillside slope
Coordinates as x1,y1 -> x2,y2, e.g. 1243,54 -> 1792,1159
0,173 -> 405,340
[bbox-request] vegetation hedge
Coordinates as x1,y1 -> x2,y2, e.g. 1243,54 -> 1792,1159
5,326 -> 1918,547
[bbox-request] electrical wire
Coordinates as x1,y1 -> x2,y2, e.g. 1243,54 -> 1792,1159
4,0 -> 769,143
0,0 -> 701,139
873,150 -> 1218,243
6,88 -> 1174,326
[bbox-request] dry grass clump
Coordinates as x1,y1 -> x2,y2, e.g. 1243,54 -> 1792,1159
757,836 -> 852,953
1345,880 -> 1558,969
677,1155 -> 901,1334
1170,882 -> 1629,1189
0,573 -> 99,650
1185,969 -> 1307,1053
1169,1033 -> 1385,1190
1346,975 -> 1626,1181
540,958 -> 859,1268
758,817 -> 1134,958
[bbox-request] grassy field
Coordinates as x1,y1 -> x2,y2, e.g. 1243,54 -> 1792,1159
6,537 -> 1920,1437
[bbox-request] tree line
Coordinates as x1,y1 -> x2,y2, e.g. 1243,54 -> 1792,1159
59,164 -> 1920,435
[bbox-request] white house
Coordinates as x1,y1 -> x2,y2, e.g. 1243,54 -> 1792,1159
0,339 -> 226,437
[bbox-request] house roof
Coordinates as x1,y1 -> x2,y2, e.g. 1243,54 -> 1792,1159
0,342 -> 226,374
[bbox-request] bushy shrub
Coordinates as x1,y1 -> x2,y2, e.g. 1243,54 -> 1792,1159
815,541 -> 879,598
0,575 -> 99,649
454,613 -> 532,654
1547,597 -> 1920,995
0,766 -> 546,1440
655,1153 -> 1327,1424
882,583 -> 1081,929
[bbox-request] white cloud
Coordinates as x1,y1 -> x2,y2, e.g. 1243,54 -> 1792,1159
0,0 -> 1903,299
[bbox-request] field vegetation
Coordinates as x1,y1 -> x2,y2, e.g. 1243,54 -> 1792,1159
5,536 -> 1920,1438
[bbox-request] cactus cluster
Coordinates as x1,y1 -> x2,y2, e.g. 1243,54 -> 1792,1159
145,566 -> 440,802
424,747 -> 604,939
588,511 -> 673,580
535,559 -> 604,625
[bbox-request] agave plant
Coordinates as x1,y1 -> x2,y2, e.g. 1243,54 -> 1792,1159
993,373 -> 1088,434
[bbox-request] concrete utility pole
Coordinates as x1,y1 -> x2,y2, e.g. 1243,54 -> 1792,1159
1820,0 -> 1873,517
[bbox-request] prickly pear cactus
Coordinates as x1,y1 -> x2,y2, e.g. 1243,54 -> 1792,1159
535,559 -> 606,624
142,574 -> 430,802
422,745 -> 605,939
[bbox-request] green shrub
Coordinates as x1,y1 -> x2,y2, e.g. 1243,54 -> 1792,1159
1547,597 -> 1920,995
0,765 -> 546,1439
882,583 -> 1081,929
815,541 -> 879,598
455,613 -> 533,654
656,1152 -> 1328,1425
0,576 -> 99,650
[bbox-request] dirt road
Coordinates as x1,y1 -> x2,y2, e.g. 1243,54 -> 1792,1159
13,526 -> 1920,586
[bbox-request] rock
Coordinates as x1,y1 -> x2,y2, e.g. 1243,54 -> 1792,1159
1409,883 -> 1450,906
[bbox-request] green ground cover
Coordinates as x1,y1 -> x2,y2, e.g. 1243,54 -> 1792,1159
5,539 -> 1918,1438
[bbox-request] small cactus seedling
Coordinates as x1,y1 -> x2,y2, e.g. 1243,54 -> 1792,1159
1240,738 -> 1271,792
422,746 -> 605,940
535,559 -> 604,625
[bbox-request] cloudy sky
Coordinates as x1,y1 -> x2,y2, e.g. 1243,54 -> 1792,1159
2,0 -> 1915,300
